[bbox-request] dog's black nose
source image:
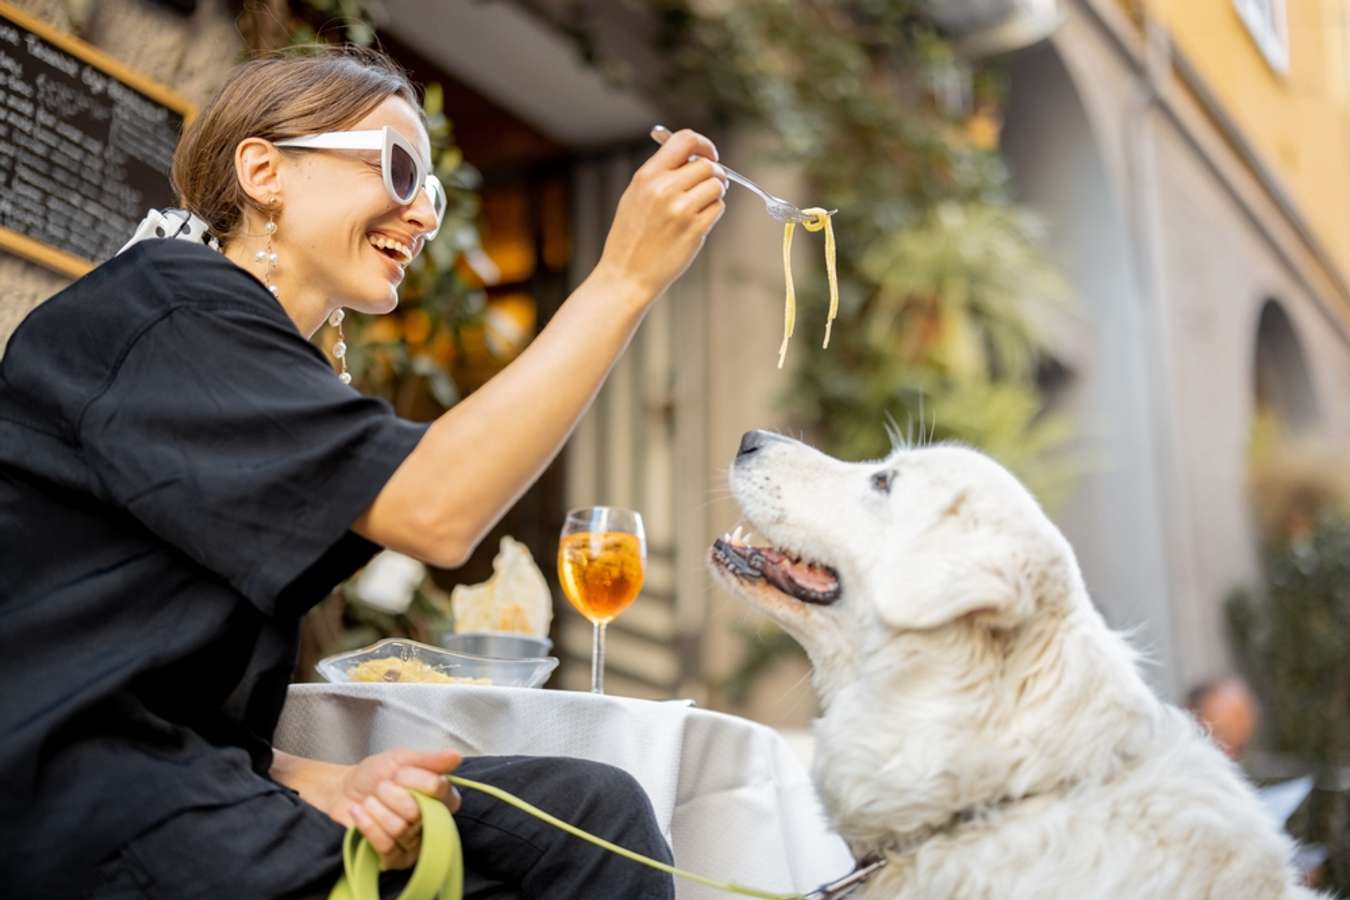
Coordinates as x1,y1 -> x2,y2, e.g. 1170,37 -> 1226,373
737,430 -> 780,458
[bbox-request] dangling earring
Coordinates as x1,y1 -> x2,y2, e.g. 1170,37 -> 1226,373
254,195 -> 280,298
330,307 -> 351,384
252,196 -> 351,385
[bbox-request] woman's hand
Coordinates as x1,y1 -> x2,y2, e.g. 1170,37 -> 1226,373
323,749 -> 462,871
595,128 -> 728,302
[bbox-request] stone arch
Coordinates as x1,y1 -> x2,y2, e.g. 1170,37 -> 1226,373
1252,299 -> 1319,433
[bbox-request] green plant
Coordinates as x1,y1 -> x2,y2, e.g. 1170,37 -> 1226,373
1229,518 -> 1350,890
289,0 -> 383,46
640,1 -> 1070,480
1230,436 -> 1350,889
791,199 -> 1074,504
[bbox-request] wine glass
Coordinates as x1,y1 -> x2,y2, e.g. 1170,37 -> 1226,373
557,507 -> 646,694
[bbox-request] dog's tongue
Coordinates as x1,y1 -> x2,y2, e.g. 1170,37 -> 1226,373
756,547 -> 839,594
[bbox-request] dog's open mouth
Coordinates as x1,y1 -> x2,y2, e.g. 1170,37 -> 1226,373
711,526 -> 841,605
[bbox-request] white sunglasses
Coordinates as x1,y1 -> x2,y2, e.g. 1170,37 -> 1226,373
274,125 -> 446,239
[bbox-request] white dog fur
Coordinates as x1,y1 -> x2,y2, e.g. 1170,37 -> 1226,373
710,432 -> 1325,899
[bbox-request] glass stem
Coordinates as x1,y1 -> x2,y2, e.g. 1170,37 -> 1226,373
591,620 -> 607,694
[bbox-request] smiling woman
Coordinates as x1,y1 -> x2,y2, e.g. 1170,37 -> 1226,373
172,53 -> 444,344
0,44 -> 726,900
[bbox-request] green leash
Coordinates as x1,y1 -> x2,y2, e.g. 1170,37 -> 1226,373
327,790 -> 461,900
327,774 -> 802,900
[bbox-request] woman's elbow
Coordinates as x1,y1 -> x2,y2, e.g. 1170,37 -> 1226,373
405,509 -> 476,569
434,543 -> 474,569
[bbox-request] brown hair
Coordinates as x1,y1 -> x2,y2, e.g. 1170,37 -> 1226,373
171,47 -> 422,244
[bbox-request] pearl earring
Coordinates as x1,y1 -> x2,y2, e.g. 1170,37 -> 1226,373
330,308 -> 351,384
254,196 -> 280,298
252,196 -> 351,385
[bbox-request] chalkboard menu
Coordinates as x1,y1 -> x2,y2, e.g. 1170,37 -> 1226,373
0,3 -> 194,278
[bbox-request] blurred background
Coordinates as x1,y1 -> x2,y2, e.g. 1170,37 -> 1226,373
6,0 -> 1350,888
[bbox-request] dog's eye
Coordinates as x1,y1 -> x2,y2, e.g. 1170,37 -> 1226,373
870,470 -> 893,494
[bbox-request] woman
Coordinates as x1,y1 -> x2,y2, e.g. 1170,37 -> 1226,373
0,48 -> 726,898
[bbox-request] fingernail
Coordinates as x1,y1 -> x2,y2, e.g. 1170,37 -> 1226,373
351,804 -> 364,820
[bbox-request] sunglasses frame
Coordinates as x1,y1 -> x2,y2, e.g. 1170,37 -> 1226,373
274,125 -> 446,239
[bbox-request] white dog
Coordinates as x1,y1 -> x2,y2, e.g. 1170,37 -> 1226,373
709,430 -> 1324,899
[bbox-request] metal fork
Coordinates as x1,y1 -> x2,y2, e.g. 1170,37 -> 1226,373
649,125 -> 835,225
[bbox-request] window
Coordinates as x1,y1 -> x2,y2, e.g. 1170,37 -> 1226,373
1234,0 -> 1290,75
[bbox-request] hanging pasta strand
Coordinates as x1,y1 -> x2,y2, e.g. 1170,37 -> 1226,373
778,220 -> 797,369
801,208 -> 838,348
777,208 -> 838,368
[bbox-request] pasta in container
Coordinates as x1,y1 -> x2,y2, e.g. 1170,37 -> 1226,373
317,638 -> 558,688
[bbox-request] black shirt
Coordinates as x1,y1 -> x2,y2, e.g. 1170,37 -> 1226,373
0,240 -> 428,895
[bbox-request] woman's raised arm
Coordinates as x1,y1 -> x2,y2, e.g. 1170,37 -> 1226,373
353,129 -> 726,567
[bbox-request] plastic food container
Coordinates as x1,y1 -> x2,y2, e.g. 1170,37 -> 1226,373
437,631 -> 552,659
316,638 -> 558,688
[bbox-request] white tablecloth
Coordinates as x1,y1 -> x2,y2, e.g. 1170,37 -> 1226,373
276,684 -> 855,899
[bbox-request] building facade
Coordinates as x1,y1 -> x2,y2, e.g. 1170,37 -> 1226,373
996,0 -> 1350,702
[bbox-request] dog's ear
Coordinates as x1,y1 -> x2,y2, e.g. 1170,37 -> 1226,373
874,535 -> 1036,632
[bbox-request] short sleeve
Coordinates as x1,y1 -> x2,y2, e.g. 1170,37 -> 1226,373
79,306 -> 429,614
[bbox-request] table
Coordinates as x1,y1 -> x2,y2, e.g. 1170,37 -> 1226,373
276,684 -> 856,899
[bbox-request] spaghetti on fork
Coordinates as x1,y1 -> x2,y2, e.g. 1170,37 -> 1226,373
778,208 -> 839,369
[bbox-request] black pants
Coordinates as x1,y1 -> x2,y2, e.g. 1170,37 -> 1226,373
440,755 -> 674,900
83,756 -> 674,900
